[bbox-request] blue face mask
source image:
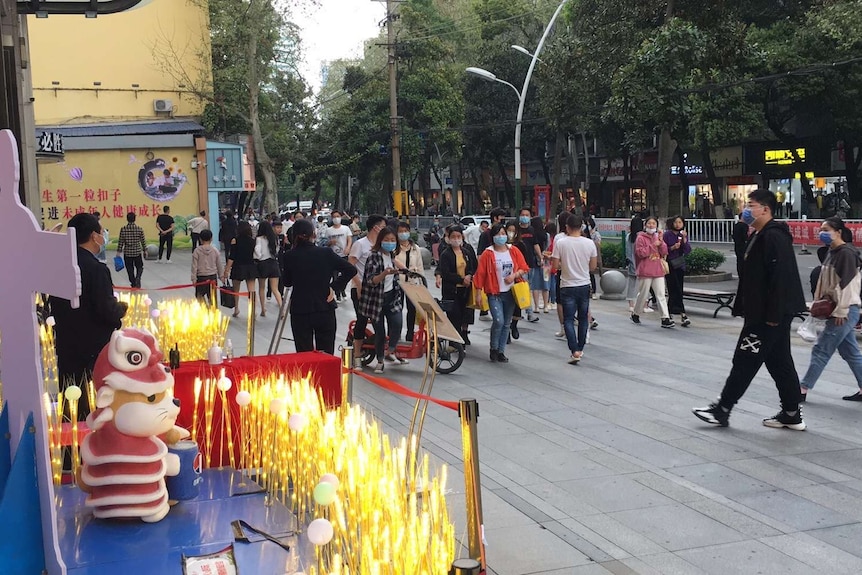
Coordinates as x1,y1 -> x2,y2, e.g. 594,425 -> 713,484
819,231 -> 833,246
519,216 -> 530,225
493,235 -> 508,246
397,232 -> 410,241
381,241 -> 397,253
740,208 -> 755,225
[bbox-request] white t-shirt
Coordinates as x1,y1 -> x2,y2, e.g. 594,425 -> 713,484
327,225 -> 350,256
552,234 -> 597,288
349,236 -> 373,280
382,252 -> 394,292
464,224 -> 482,251
494,249 -> 514,293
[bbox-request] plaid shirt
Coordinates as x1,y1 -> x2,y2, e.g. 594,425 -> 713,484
358,251 -> 402,321
117,223 -> 146,258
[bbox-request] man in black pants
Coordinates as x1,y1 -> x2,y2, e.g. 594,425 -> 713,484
693,189 -> 808,430
116,212 -> 146,287
282,219 -> 357,355
156,205 -> 175,263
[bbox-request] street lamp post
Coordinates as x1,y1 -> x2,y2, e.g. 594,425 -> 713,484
466,0 -> 569,210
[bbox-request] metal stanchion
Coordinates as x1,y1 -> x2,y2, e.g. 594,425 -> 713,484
340,347 -> 353,407
209,280 -> 217,309
458,398 -> 485,570
449,558 -> 482,575
246,292 -> 256,356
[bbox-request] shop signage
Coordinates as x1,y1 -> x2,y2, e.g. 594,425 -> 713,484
670,165 -> 704,176
36,131 -> 64,160
709,146 -> 743,177
764,148 -> 806,166
599,158 -> 626,181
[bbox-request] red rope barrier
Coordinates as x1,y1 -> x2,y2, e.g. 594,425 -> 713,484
353,370 -> 459,412
113,281 -> 250,297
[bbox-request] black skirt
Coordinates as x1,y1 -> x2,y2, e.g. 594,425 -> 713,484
230,263 -> 259,281
256,258 -> 280,279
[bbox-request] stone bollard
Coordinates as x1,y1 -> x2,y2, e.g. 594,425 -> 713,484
599,269 -> 627,300
144,244 -> 158,261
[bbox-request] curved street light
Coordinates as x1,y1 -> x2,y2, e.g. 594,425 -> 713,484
511,45 -> 545,65
466,0 -> 569,209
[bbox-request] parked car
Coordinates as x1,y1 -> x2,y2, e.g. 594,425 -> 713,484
458,215 -> 491,227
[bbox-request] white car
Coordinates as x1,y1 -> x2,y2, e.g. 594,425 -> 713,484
458,215 -> 491,227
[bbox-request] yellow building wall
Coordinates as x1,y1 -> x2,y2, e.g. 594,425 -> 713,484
39,148 -> 200,240
28,0 -> 211,125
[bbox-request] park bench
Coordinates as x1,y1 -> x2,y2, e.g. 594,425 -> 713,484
682,287 -> 736,318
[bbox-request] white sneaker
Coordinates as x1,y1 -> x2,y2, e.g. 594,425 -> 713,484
591,293 -> 598,300
353,358 -> 364,372
585,330 -> 591,344
373,363 -> 385,374
644,306 -> 655,313
554,328 -> 565,338
166,259 -> 172,264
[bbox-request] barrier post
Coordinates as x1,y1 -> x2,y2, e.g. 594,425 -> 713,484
246,292 -> 256,356
458,398 -> 485,570
209,280 -> 217,309
450,558 -> 482,575
340,347 -> 353,407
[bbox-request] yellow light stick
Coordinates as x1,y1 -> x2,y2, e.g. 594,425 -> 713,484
203,376 -> 215,467
66,390 -> 80,484
191,377 -> 202,445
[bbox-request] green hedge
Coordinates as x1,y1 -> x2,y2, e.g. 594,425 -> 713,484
601,241 -> 626,269
684,247 -> 726,275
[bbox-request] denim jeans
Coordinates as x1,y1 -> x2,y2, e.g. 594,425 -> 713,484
559,285 -> 591,353
488,291 -> 516,354
374,290 -> 403,361
801,305 -> 862,391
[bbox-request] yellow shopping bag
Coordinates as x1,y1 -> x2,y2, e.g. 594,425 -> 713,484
469,286 -> 489,311
512,280 -> 531,310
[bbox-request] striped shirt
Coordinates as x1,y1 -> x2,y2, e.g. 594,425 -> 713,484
117,223 -> 146,258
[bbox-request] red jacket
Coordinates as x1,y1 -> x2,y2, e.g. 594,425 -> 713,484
474,246 -> 530,295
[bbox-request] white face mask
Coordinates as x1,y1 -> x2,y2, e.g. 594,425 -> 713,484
507,231 -> 515,240
332,217 -> 341,225
645,227 -> 657,235
450,239 -> 463,247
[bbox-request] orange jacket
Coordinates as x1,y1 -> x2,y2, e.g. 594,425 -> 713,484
473,245 -> 530,295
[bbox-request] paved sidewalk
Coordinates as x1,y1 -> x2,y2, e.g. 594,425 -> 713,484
116,250 -> 862,574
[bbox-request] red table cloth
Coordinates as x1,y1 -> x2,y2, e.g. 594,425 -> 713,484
172,351 -> 342,468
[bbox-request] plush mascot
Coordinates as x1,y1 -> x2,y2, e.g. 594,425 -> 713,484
78,327 -> 188,522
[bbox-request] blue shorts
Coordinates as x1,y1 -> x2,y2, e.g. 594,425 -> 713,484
528,267 -> 547,291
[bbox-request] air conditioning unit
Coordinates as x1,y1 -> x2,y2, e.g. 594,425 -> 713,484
153,99 -> 174,112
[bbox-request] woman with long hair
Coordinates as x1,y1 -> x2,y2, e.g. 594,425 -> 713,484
506,221 -> 525,339
632,216 -> 674,328
473,222 -> 530,362
800,217 -> 862,402
222,221 -> 258,318
438,225 -> 479,344
394,221 -> 423,341
254,220 -> 283,317
625,216 -> 643,313
358,227 -> 408,374
663,215 -> 692,327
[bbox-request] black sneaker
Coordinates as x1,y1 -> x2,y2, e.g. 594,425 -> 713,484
590,320 -> 599,330
631,314 -> 641,324
692,402 -> 730,427
511,323 -> 520,339
490,349 -> 499,362
681,315 -> 691,327
763,410 -> 806,431
497,353 -> 509,363
842,391 -> 862,401
661,318 -> 675,328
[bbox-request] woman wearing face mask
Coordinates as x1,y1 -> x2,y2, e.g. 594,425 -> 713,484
438,225 -> 479,345
394,222 -> 423,341
474,222 -> 530,362
663,216 -> 692,327
359,227 -> 408,373
506,221 -> 526,339
632,216 -> 674,328
800,217 -> 862,402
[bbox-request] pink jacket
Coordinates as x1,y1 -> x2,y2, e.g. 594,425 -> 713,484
635,231 -> 668,278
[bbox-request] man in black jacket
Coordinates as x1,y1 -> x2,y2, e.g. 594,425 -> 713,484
282,219 -> 357,355
693,189 -> 808,430
51,213 -> 128,417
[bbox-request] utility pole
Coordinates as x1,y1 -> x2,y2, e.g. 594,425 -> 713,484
386,0 -> 402,207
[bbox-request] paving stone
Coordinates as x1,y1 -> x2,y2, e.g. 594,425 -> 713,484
732,489 -> 857,531
556,475 -> 675,513
670,462 -> 773,497
626,471 -> 707,504
575,425 -> 707,469
721,457 -> 822,490
608,503 -> 747,551
480,524 -> 593,575
521,481 -> 605,519
759,532 -> 862,574
806,522 -> 862,559
569,515 -> 669,557
676,540 -> 818,575
631,553 -> 707,575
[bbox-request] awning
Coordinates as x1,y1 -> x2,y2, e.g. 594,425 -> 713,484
35,120 -> 204,138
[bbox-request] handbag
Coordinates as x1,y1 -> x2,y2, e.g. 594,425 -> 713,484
512,280 -> 532,310
660,257 -> 670,275
220,282 -> 236,309
468,286 -> 489,312
809,297 -> 836,319
113,255 -> 125,272
668,255 -> 686,270
797,315 -> 826,342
